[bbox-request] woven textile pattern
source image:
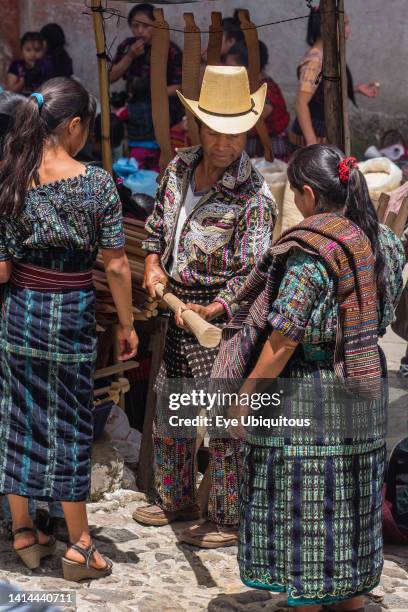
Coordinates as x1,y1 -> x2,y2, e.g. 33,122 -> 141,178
0,167 -> 124,501
154,282 -> 243,524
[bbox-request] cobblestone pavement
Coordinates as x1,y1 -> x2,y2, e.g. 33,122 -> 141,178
0,337 -> 406,611
1,489 -> 408,612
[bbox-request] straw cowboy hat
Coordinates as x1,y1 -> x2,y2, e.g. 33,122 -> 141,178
177,65 -> 267,135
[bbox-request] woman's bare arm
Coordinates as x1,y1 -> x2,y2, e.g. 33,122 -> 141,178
295,90 -> 317,145
102,247 -> 138,360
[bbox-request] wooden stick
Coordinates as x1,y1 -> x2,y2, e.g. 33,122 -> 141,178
338,0 -> 350,155
123,217 -> 146,229
94,361 -> 139,380
91,0 -> 112,173
143,300 -> 159,311
155,283 -> 221,348
143,308 -> 158,318
94,378 -> 130,398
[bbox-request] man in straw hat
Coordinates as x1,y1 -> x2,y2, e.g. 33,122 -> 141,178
133,66 -> 277,548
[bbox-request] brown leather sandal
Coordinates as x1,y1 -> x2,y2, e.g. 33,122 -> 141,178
13,527 -> 56,570
62,542 -> 112,582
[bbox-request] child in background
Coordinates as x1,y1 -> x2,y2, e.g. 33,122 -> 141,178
40,23 -> 74,79
225,40 -> 290,160
6,32 -> 45,96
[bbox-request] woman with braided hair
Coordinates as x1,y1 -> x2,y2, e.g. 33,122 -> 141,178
212,145 -> 405,609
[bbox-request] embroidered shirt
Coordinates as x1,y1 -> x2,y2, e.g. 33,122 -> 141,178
142,145 -> 277,318
268,224 -> 405,345
0,165 -> 124,270
169,180 -> 208,281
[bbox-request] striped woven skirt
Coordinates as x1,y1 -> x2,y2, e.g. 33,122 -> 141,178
238,356 -> 386,606
0,261 -> 97,501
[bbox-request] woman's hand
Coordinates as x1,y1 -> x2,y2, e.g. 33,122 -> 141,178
129,39 -> 145,59
143,254 -> 167,299
355,82 -> 379,98
116,325 -> 139,361
227,403 -> 249,440
174,301 -> 224,328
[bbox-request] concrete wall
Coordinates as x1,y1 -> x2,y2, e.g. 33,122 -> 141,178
7,1 -> 408,152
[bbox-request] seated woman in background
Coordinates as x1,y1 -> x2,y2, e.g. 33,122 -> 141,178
290,5 -> 378,149
226,40 -> 290,161
6,32 -> 46,96
40,23 -> 74,79
109,3 -> 183,171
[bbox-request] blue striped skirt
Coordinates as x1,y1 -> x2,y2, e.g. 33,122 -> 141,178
238,359 -> 386,606
0,282 -> 97,501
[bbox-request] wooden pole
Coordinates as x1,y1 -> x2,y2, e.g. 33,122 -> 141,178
338,0 -> 350,154
321,0 -> 343,149
151,8 -> 172,172
182,13 -> 201,146
91,0 -> 112,173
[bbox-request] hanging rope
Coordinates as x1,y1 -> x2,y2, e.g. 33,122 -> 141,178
83,0 -> 335,36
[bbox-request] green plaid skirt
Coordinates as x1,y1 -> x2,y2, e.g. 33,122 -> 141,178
238,358 -> 386,606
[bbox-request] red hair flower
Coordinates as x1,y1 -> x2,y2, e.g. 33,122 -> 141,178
338,156 -> 358,183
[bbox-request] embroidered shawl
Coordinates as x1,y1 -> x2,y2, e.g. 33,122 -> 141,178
212,213 -> 382,398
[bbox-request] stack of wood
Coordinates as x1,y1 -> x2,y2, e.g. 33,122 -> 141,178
94,361 -> 139,404
93,216 -> 160,325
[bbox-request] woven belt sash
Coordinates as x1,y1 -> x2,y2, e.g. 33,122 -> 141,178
11,262 -> 94,292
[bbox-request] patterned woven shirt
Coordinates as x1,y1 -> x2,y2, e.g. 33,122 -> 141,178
142,145 -> 277,318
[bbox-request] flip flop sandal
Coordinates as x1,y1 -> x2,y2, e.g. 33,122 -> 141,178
13,527 -> 56,570
61,543 -> 113,582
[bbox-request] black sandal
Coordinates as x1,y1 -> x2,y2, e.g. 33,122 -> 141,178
13,527 -> 56,570
62,542 -> 112,582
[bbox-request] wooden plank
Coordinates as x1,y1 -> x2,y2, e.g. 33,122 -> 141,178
384,211 -> 397,231
376,192 -> 390,221
389,197 -> 408,237
238,9 -> 273,161
182,13 -> 201,146
94,361 -> 139,380
207,12 -> 223,65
